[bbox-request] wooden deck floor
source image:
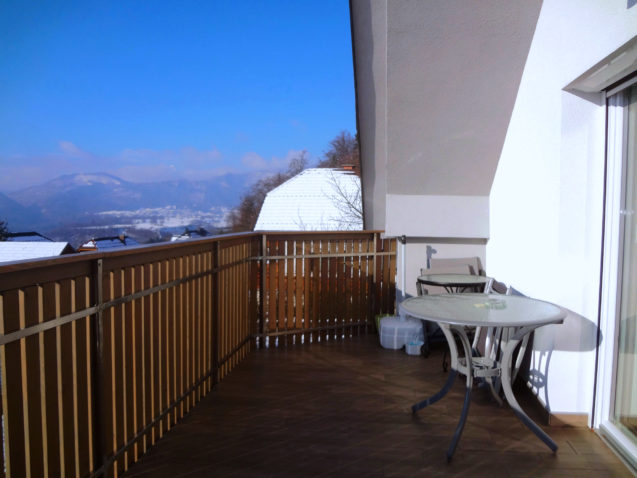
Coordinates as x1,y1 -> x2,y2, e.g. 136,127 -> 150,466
123,334 -> 631,477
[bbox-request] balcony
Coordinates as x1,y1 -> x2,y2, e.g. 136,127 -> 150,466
0,231 -> 628,477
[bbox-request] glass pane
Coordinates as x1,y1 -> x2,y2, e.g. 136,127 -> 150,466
615,84 -> 637,437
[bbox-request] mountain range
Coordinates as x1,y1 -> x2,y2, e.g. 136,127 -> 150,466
0,172 -> 254,237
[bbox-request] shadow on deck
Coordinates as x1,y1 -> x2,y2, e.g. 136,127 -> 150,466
123,335 -> 629,477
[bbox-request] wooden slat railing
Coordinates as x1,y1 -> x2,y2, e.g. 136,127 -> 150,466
261,232 -> 396,344
0,231 -> 395,477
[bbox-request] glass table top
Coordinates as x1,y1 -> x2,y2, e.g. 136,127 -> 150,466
399,293 -> 566,328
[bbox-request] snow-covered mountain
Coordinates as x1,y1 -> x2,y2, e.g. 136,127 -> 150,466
0,172 -> 254,241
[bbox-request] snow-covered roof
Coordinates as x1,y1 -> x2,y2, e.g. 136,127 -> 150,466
0,242 -> 74,264
254,168 -> 363,231
78,235 -> 139,252
170,227 -> 209,242
6,232 -> 53,242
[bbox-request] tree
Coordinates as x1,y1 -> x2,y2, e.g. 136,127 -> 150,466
326,169 -> 363,230
228,151 -> 308,232
0,220 -> 8,241
318,131 -> 363,229
316,130 -> 360,173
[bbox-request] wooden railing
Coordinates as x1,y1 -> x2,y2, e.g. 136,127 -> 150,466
0,231 -> 396,477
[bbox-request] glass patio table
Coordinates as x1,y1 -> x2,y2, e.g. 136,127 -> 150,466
399,293 -> 565,461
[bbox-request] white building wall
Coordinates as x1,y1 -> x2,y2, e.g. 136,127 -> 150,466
488,0 -> 637,416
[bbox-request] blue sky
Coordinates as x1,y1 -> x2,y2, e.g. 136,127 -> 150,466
0,1 -> 356,191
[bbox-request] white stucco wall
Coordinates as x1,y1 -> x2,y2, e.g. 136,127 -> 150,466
488,0 -> 637,416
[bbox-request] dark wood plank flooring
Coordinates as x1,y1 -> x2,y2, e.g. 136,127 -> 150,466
123,334 -> 631,477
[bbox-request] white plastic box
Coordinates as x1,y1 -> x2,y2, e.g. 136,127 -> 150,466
379,316 -> 424,350
405,341 -> 425,356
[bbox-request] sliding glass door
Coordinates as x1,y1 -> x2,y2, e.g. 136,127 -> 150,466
613,84 -> 637,444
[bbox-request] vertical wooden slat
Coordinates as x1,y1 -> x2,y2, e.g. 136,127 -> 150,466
211,244 -> 218,383
351,240 -> 359,334
18,290 -> 32,477
346,240 -> 353,335
0,294 -> 13,477
318,240 -> 326,340
54,283 -> 67,477
196,253 -> 204,401
130,267 -> 139,462
117,269 -> 129,472
148,262 -> 156,445
311,241 -> 320,342
22,286 -> 44,478
295,241 -> 303,339
187,255 -> 194,405
276,241 -> 285,340
37,286 -> 49,478
338,240 -> 346,338
286,240 -> 294,336
58,280 -> 77,477
267,240 -> 275,340
83,276 -> 93,474
140,265 -> 148,455
303,241 -> 312,337
179,257 -> 185,416
70,280 -> 81,478
157,261 -> 164,438
172,258 -> 178,423
329,240 -> 338,340
107,272 -> 118,477
164,259 -> 171,429
202,253 -> 208,394
99,267 -> 113,477
186,256 -> 192,408
72,276 -> 92,476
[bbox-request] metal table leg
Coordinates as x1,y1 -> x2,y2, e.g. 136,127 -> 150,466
412,324 -> 475,461
445,324 -> 474,461
412,369 -> 457,413
500,325 -> 558,452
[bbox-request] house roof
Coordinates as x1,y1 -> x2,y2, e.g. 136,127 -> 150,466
0,242 -> 75,264
78,235 -> 139,252
6,231 -> 53,242
170,227 -> 209,242
254,168 -> 363,231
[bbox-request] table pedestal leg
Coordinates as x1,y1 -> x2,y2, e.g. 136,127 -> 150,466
501,326 -> 558,452
447,380 -> 472,462
412,370 -> 457,413
445,325 -> 474,461
412,324 -> 474,461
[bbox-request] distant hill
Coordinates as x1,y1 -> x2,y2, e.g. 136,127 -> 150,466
9,172 -> 252,214
0,172 -> 255,236
0,191 -> 44,231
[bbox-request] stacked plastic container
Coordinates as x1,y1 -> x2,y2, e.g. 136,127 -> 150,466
379,316 -> 424,355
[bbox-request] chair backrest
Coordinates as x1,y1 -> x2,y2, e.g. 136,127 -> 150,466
429,256 -> 484,276
506,285 -> 525,296
419,264 -> 472,276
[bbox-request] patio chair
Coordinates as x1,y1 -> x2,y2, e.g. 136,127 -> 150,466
417,264 -> 473,296
429,256 -> 485,276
